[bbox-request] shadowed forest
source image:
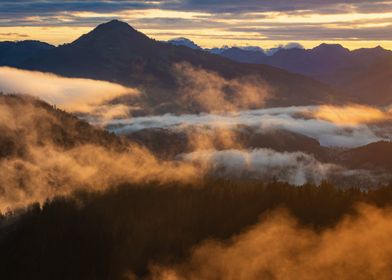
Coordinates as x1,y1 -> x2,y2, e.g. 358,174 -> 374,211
2,180 -> 392,279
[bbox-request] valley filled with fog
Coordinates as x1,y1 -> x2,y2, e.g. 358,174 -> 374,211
1,65 -> 391,193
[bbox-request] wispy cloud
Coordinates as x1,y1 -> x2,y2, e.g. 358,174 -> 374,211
105,105 -> 390,148
0,1 -> 391,49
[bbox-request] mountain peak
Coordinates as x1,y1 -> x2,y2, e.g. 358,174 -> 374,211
96,19 -> 136,31
89,19 -> 142,37
72,19 -> 149,47
167,37 -> 201,50
313,43 -> 348,52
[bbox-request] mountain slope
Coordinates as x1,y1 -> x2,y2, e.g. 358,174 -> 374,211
341,56 -> 392,105
337,141 -> 392,172
20,20 -> 341,112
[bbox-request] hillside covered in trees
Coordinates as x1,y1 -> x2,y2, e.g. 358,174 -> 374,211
2,180 -> 392,279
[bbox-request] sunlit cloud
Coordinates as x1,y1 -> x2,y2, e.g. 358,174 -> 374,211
0,67 -> 138,116
313,104 -> 392,125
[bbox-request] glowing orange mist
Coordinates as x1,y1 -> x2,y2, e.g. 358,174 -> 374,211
313,104 -> 390,125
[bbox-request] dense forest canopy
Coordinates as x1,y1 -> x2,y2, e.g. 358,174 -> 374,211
1,180 -> 392,279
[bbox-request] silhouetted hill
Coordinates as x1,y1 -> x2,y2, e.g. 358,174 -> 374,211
0,40 -> 54,67
17,20 -> 340,112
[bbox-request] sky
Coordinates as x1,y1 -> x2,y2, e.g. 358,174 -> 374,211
0,0 -> 392,50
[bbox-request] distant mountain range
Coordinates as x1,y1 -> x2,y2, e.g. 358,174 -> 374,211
0,20 -> 341,114
166,38 -> 302,56
167,38 -> 392,106
1,20 -> 391,111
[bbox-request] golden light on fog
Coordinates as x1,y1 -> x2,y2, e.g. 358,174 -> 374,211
314,104 -> 391,125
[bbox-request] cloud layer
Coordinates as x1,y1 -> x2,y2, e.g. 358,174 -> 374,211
0,67 -> 138,119
107,105 -> 391,148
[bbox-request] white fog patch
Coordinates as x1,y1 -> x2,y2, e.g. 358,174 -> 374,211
0,67 -> 139,118
106,106 -> 388,148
